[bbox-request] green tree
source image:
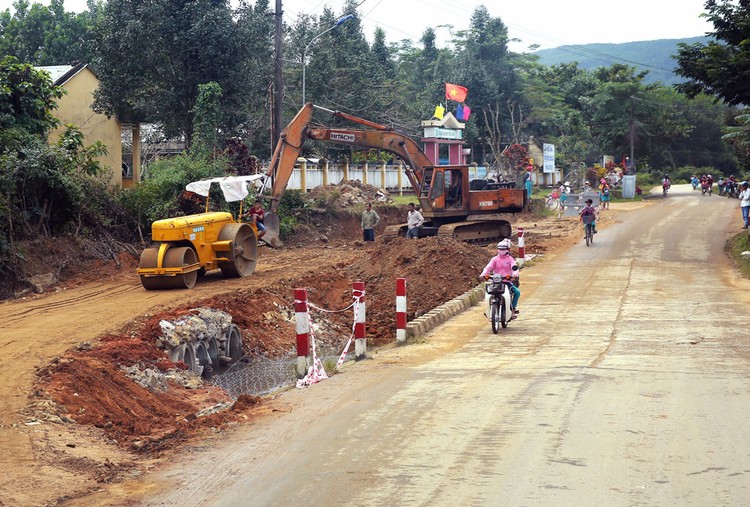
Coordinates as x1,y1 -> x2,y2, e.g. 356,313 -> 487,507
453,6 -> 521,169
92,0 -> 271,148
675,0 -> 750,106
0,0 -> 101,65
396,28 -> 453,133
366,27 -> 398,115
191,82 -> 224,158
225,0 -> 274,155
520,61 -> 598,168
723,109 -> 750,170
0,55 -> 63,147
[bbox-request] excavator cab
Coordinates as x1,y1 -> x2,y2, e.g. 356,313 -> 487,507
419,167 -> 467,213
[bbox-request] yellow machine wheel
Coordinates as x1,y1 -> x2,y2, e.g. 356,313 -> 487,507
139,245 -> 199,290
218,223 -> 258,278
138,247 -> 160,289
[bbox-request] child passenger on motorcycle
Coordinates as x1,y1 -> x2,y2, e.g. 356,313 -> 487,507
480,239 -> 521,315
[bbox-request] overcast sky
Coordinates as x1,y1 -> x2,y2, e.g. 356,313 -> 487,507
6,0 -> 713,51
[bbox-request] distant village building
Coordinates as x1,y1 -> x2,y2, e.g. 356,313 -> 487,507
420,112 -> 468,166
38,63 -> 141,188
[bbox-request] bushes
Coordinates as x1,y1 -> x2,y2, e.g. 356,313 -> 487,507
276,190 -> 306,240
728,232 -> 750,280
0,137 -> 137,294
117,155 -> 227,237
0,136 -> 118,241
670,166 -> 717,183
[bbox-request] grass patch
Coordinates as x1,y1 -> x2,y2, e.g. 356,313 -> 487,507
390,194 -> 418,206
727,232 -> 750,279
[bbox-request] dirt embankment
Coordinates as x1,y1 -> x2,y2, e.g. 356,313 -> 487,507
0,182 -> 598,506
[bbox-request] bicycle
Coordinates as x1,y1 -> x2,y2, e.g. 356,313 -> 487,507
582,214 -> 595,247
545,191 -> 560,210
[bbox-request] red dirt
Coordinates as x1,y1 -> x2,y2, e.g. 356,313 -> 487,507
30,233 -> 505,455
1,189 -> 590,505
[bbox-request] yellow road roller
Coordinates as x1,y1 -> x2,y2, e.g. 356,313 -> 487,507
137,175 -> 263,290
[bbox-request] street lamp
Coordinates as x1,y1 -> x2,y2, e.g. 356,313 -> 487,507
302,14 -> 354,105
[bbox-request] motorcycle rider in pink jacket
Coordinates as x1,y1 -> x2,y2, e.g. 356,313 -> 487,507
480,239 -> 520,314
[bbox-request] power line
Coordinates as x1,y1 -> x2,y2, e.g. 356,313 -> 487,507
283,1 -> 684,75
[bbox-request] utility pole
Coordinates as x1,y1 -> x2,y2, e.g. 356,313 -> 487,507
273,0 -> 283,151
629,97 -> 636,173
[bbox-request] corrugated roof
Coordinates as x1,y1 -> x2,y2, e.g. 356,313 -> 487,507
36,63 -> 88,85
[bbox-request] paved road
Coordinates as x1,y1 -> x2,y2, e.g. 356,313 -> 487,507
94,185 -> 750,506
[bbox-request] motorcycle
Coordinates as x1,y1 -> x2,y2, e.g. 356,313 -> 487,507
484,265 -> 519,333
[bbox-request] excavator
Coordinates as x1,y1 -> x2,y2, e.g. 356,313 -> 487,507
261,103 -> 525,245
137,102 -> 525,290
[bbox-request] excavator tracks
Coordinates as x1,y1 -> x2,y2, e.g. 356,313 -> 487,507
436,220 -> 512,244
382,220 -> 511,245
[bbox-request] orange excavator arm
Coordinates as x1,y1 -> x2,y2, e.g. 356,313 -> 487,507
264,103 -> 433,208
261,102 -> 436,246
262,103 -> 315,213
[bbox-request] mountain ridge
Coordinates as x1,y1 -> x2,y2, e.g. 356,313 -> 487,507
532,36 -> 711,85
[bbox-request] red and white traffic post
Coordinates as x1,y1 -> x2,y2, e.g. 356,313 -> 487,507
517,227 -> 526,265
353,281 -> 366,360
294,288 -> 310,377
396,278 -> 407,344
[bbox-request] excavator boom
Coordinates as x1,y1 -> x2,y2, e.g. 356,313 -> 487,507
262,103 -> 524,245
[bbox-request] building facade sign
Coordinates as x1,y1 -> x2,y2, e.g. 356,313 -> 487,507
423,127 -> 462,140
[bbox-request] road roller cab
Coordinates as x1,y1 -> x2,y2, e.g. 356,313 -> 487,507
137,176 -> 263,290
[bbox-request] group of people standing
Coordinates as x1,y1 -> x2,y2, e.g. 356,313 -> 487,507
360,202 -> 425,241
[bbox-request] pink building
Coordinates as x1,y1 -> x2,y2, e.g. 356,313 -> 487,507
420,112 -> 467,166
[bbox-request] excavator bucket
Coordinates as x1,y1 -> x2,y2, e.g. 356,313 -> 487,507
263,211 -> 282,248
259,103 -> 315,249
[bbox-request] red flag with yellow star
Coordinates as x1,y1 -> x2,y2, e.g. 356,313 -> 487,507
445,83 -> 468,102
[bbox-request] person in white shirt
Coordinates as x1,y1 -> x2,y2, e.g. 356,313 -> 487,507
406,203 -> 424,239
738,181 -> 750,229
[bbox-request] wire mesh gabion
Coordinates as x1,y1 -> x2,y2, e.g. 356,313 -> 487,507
211,353 -> 296,398
210,344 -> 349,399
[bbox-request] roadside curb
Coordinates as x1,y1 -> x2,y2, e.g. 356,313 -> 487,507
405,284 -> 485,341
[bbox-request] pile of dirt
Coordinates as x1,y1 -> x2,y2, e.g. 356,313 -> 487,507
306,179 -> 393,207
3,236 -> 139,299
352,236 -> 490,343
285,205 -> 403,247
32,234 -> 493,453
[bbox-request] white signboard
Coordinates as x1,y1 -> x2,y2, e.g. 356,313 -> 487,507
543,143 -> 555,174
423,127 -> 462,140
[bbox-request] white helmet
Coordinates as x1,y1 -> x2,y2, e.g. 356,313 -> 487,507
496,239 -> 511,250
